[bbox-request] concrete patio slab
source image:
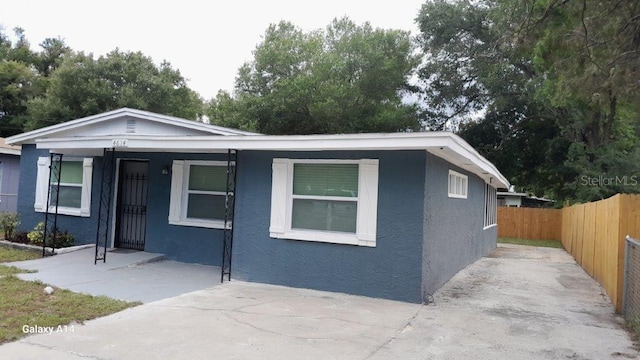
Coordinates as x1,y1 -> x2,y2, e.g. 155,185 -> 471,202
2,244 -> 637,359
7,247 -> 220,303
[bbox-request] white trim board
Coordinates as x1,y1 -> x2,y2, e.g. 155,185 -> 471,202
33,132 -> 509,188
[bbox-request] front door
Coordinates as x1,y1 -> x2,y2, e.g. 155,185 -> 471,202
115,160 -> 149,250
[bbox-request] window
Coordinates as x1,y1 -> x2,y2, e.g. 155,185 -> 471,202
168,160 -> 231,228
35,157 -> 93,217
448,170 -> 468,199
484,184 -> 497,228
269,158 -> 379,247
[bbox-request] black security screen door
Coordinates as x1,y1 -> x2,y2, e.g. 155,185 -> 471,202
115,160 -> 149,250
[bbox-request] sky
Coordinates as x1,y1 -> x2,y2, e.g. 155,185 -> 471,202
1,0 -> 425,100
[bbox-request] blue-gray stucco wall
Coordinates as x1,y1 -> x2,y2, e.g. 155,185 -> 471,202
232,150 -> 426,303
17,145 -> 99,243
0,153 -> 21,212
16,145 -> 225,266
421,153 -> 497,297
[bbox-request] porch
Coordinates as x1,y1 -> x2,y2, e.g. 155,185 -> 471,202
8,247 -> 220,303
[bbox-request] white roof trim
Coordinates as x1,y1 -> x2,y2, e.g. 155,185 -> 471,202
5,108 -> 259,145
497,192 -> 527,197
0,138 -> 21,155
33,131 -> 509,188
0,148 -> 21,156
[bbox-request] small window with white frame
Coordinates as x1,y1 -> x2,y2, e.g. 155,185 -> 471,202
448,170 -> 468,199
35,156 -> 93,217
168,160 -> 231,229
484,184 -> 497,228
269,158 -> 379,247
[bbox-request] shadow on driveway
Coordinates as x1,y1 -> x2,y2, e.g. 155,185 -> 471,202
8,247 -> 220,303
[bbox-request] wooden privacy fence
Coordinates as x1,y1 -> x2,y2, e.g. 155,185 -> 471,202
561,194 -> 640,312
498,207 -> 562,240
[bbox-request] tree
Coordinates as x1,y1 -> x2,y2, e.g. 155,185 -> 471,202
36,37 -> 71,77
207,18 -> 420,134
416,0 -> 640,203
0,27 -> 40,137
0,60 -> 36,136
26,50 -> 203,129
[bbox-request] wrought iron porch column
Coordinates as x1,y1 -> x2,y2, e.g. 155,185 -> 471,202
43,153 -> 63,257
95,148 -> 116,264
221,149 -> 237,282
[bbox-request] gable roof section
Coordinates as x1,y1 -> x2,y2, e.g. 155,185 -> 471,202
6,108 -> 258,145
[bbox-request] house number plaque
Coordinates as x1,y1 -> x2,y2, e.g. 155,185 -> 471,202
112,139 -> 129,148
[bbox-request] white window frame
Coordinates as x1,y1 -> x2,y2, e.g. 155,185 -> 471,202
448,170 -> 468,199
269,158 -> 379,247
168,160 -> 231,229
35,156 -> 93,217
484,184 -> 497,229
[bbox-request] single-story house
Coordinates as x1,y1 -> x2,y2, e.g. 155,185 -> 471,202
0,138 -> 22,212
497,191 -> 554,208
6,108 -> 509,303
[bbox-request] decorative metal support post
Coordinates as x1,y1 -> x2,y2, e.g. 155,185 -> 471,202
42,153 -> 63,257
94,148 -> 116,264
221,149 -> 237,282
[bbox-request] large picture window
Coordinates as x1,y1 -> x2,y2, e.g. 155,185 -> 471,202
35,157 -> 93,217
169,160 -> 231,228
269,159 -> 379,247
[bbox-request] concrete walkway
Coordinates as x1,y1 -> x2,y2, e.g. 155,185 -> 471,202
7,247 -> 220,303
2,244 -> 638,359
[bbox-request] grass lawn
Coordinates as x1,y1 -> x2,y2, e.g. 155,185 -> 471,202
0,245 -> 140,344
0,276 -> 140,343
0,245 -> 40,275
498,237 -> 564,248
0,245 -> 41,263
0,265 -> 36,276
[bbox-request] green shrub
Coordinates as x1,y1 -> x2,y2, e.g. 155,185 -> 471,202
0,212 -> 20,240
10,231 -> 30,244
27,222 -> 74,248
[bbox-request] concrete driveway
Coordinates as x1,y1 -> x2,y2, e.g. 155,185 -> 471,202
2,244 -> 638,359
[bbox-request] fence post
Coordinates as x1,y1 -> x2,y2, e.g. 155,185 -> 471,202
624,235 -> 630,316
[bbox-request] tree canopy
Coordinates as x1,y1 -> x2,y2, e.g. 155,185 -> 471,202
3,6 -> 640,204
416,0 -> 640,203
206,18 -> 421,134
25,50 -> 202,130
0,27 -> 203,135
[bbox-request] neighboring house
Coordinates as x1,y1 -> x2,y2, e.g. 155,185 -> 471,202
497,191 -> 554,208
6,108 -> 509,303
0,138 -> 21,212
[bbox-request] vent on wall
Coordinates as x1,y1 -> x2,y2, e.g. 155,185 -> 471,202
125,119 -> 136,133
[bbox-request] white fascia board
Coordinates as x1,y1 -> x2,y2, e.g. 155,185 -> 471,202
36,132 -> 453,151
35,131 -> 509,188
442,135 -> 510,188
0,148 -> 21,156
497,192 -> 527,197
